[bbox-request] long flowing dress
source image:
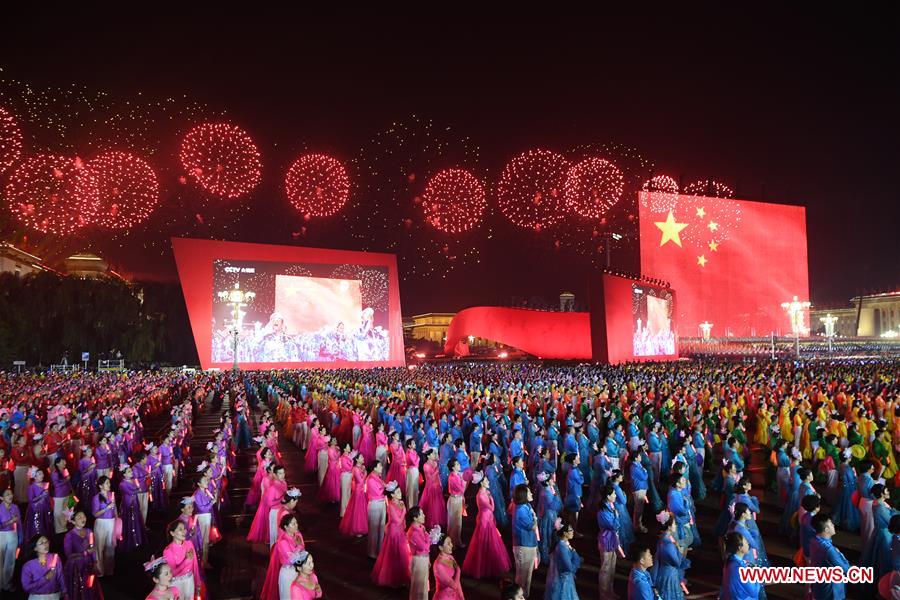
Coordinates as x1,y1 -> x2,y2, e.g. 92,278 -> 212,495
544,539 -> 581,600
247,478 -> 287,544
317,446 -> 341,503
371,499 -> 411,586
419,460 -> 447,530
25,480 -> 53,541
651,533 -> 689,600
77,457 -> 98,511
831,463 -> 861,532
538,484 -> 564,563
462,488 -> 511,578
63,527 -> 103,600
260,529 -> 304,600
433,553 -> 465,600
118,477 -> 147,552
358,424 -> 376,466
339,465 -> 368,536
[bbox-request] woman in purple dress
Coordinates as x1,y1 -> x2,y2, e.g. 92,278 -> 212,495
91,476 -> 117,578
0,488 -> 23,592
117,464 -> 147,553
63,510 -> 104,599
51,457 -> 74,535
147,444 -> 168,511
25,467 -> 53,542
77,447 -> 98,512
21,535 -> 67,598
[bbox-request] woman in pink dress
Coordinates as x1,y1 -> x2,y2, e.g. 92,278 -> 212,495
260,513 -> 305,600
407,506 -> 432,600
357,418 -> 376,466
385,432 -> 406,486
247,464 -> 287,545
419,448 -> 447,529
245,447 -> 274,509
462,472 -> 512,578
433,535 -> 465,599
289,551 -> 322,599
374,424 -> 389,472
405,439 -> 421,508
339,446 -> 355,517
316,438 -> 341,504
446,459 -> 467,548
304,424 -> 322,474
145,560 -> 179,600
371,482 -> 411,587
339,452 -> 368,536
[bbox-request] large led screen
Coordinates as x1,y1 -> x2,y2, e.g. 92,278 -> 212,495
172,238 -> 404,370
589,273 -> 678,364
632,283 -> 675,357
638,192 -> 809,338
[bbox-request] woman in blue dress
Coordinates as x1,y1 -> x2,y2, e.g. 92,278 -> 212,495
667,474 -> 694,550
610,470 -> 634,555
732,477 -> 768,566
484,454 -> 509,528
866,484 -> 900,579
652,511 -> 690,600
728,502 -> 769,572
641,450 -> 664,513
682,438 -> 707,501
564,453 -> 584,528
671,461 -> 701,549
778,456 -> 803,536
538,473 -> 563,563
831,450 -> 860,532
438,433 -> 454,489
544,523 -> 582,600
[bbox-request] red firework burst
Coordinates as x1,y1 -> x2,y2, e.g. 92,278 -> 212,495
682,179 -> 734,199
284,153 -> 350,217
84,151 -> 159,229
497,149 -> 570,230
0,106 -> 23,175
5,154 -> 100,235
420,168 -> 487,233
640,175 -> 680,213
563,157 -> 624,219
179,123 -> 261,198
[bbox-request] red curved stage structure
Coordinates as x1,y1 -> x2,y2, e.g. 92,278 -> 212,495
443,307 -> 592,359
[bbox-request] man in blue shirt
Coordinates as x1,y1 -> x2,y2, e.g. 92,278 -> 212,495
720,531 -> 762,600
511,484 -> 538,597
627,543 -> 657,600
631,443 -> 650,533
809,514 -> 850,600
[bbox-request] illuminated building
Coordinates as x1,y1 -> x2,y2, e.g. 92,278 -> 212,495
810,290 -> 900,337
0,242 -> 47,276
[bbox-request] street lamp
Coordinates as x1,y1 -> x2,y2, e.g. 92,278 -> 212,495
781,295 -> 811,357
820,314 -> 838,353
217,282 -> 255,371
699,321 -> 714,341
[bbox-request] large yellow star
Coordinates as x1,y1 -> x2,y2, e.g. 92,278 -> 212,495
707,221 -> 719,232
708,240 -> 719,252
697,254 -> 707,267
654,210 -> 688,247
696,207 -> 706,218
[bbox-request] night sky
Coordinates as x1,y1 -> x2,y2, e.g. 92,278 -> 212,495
1,10 -> 897,315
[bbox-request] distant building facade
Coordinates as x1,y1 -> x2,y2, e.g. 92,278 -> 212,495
0,243 -> 47,276
811,290 -> 900,337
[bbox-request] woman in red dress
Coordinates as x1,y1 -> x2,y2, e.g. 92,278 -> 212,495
462,471 -> 512,578
339,452 -> 368,537
371,482 -> 411,587
418,448 -> 447,529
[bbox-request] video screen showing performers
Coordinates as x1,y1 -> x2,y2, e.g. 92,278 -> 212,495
211,259 -> 390,363
632,283 -> 676,357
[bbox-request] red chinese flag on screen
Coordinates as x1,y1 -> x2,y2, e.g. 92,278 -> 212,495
638,191 -> 809,337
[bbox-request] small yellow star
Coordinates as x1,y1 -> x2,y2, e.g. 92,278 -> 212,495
708,240 -> 719,252
707,221 -> 719,232
697,254 -> 707,267
654,210 -> 688,247
695,207 -> 706,218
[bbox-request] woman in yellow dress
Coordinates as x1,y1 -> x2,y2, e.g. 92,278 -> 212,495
754,403 -> 771,446
779,406 -> 794,444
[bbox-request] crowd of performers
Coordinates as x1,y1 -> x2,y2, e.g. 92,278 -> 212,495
0,357 -> 897,600
245,359 -> 898,600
